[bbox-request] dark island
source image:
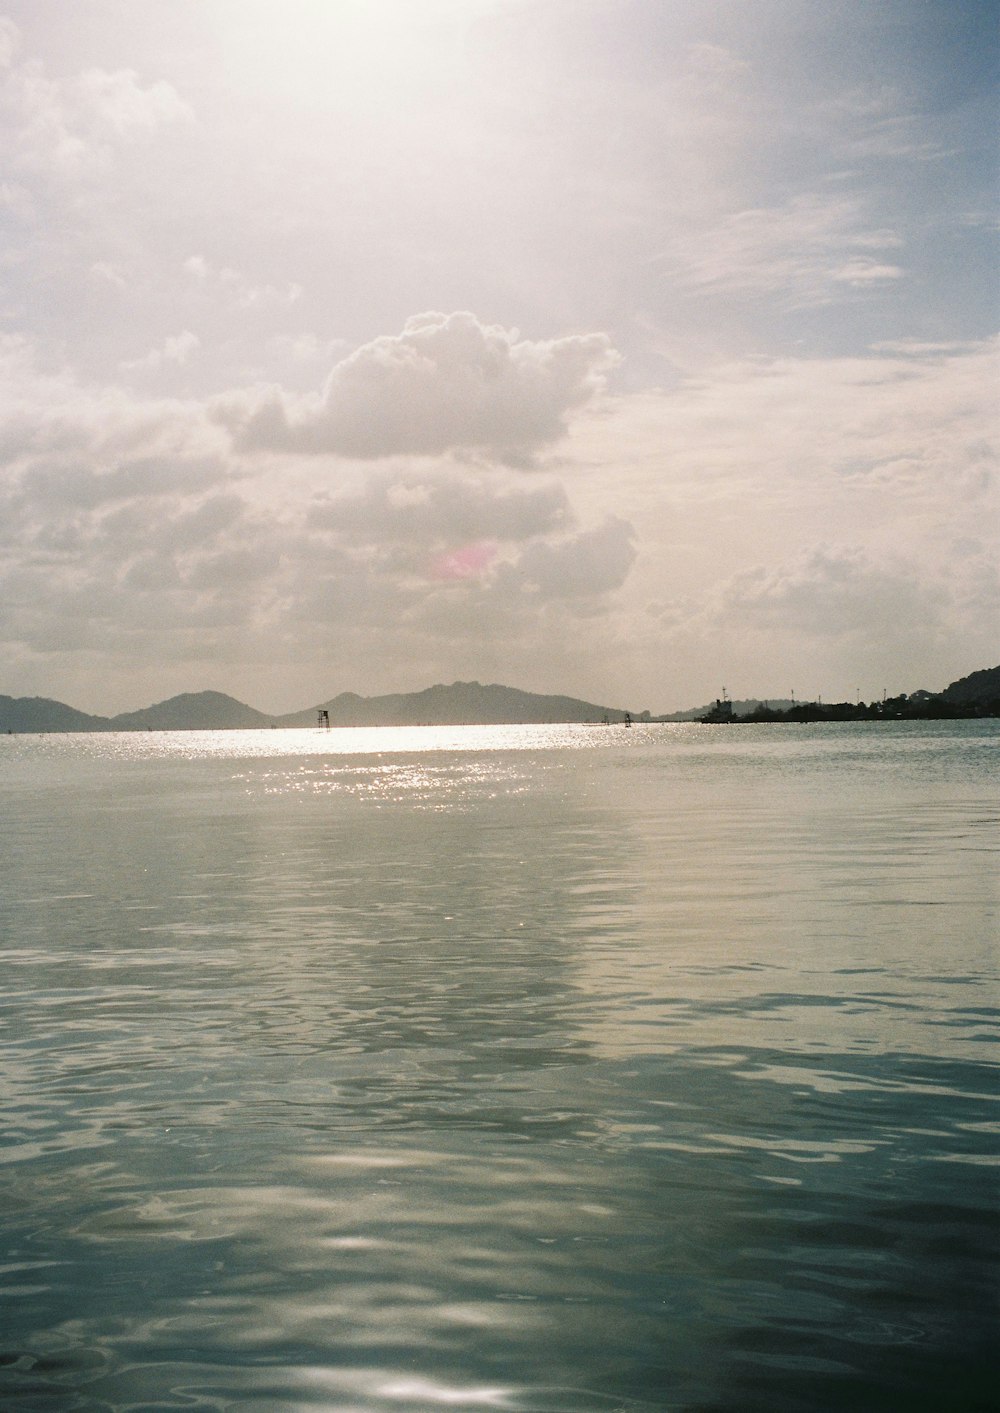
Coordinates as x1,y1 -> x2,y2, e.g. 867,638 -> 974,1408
0,681 -> 646,733
699,665 -> 1000,723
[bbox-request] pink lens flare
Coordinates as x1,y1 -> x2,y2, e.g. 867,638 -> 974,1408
429,542 -> 498,580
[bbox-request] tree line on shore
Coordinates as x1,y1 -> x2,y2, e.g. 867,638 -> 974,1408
700,666 -> 1000,723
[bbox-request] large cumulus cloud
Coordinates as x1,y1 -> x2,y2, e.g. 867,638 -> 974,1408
217,311 -> 619,463
0,334 -> 637,710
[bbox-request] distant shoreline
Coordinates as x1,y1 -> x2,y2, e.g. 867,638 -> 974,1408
693,702 -> 999,725
5,713 -> 999,736
2,666 -> 997,733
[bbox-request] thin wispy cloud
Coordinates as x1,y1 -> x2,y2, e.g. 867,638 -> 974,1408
662,194 -> 906,306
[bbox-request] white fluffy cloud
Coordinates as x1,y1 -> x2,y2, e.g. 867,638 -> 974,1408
1,20 -> 191,180
219,311 -> 619,463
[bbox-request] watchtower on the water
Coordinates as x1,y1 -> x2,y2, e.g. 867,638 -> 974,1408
317,709 -> 330,729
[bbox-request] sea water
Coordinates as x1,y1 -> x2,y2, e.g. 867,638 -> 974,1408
0,720 -> 997,1411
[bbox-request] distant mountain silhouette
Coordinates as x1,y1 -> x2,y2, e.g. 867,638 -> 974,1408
0,695 -> 108,733
0,668 -> 995,733
278,681 -> 636,726
0,690 -> 268,733
110,691 -> 272,731
0,683 -> 636,732
942,664 -> 1000,711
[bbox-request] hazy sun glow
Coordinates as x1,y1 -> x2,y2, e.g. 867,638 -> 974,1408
215,0 -> 498,109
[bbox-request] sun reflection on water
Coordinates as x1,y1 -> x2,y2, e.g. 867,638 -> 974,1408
6,722 -> 634,762
242,758 -> 533,806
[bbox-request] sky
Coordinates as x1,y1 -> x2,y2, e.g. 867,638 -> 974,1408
0,0 -> 996,715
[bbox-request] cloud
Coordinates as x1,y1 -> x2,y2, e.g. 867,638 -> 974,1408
0,4 -> 993,712
561,334 -> 998,700
503,517 -> 637,600
183,256 -> 303,312
0,329 -> 637,709
0,16 -> 19,71
587,337 -> 999,506
429,542 -> 498,581
717,546 -> 943,640
661,195 -> 906,307
651,538 -> 997,701
218,311 -> 619,462
9,456 -> 220,516
306,469 -> 571,548
1,23 -> 192,179
89,260 -> 126,289
831,260 -> 904,286
821,89 -> 949,163
0,336 -> 226,480
121,331 -> 201,375
74,67 -> 192,137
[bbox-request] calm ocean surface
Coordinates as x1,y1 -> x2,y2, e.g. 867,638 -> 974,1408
1,720 -> 997,1412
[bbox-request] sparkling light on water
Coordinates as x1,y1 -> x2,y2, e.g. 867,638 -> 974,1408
1,722 -> 997,1410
